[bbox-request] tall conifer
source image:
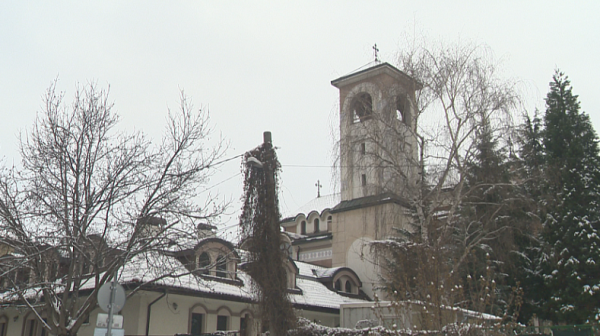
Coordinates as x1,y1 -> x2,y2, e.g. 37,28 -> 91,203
539,71 -> 600,323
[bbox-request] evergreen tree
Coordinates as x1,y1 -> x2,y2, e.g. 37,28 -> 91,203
458,117 -> 519,316
512,112 -> 547,323
539,71 -> 600,323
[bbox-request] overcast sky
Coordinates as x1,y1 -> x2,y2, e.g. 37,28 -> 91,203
1,1 -> 599,237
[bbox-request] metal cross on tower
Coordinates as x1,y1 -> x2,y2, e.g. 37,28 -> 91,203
315,180 -> 323,198
373,43 -> 379,62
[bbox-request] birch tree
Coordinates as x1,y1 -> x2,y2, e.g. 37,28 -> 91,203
369,40 -> 522,323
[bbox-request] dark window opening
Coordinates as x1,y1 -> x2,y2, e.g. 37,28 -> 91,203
352,93 -> 373,123
335,279 -> 342,291
360,142 -> 366,155
217,315 -> 228,331
216,256 -> 227,278
197,252 -> 210,275
345,280 -> 352,293
361,174 -> 367,187
27,319 -> 36,336
191,313 -> 204,335
240,314 -> 249,336
327,216 -> 332,231
314,219 -> 320,233
300,221 -> 306,235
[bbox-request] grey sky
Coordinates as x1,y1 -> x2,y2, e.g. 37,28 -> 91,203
1,1 -> 599,236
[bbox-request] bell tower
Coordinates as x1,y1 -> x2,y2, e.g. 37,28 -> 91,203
331,62 -> 422,202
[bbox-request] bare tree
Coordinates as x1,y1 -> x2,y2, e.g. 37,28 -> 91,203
359,40 -> 522,324
0,81 -> 227,336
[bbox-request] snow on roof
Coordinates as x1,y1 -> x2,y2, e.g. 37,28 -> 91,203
313,266 -> 344,279
283,193 -> 341,219
291,277 -> 366,309
295,259 -> 329,277
1,250 -> 368,312
337,60 -> 383,79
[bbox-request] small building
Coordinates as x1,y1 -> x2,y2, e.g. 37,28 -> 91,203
0,233 -> 369,336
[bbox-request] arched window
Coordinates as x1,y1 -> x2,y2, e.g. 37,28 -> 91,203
335,279 -> 342,291
23,313 -> 47,336
300,221 -> 306,235
190,304 -> 207,335
197,252 -> 210,275
314,219 -> 320,233
240,312 -> 253,336
216,255 -> 227,278
345,280 -> 352,293
352,93 -> 373,123
216,307 -> 231,331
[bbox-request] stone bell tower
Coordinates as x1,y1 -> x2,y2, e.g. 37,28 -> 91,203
331,62 -> 422,202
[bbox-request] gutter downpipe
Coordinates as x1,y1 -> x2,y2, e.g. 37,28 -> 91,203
145,289 -> 167,336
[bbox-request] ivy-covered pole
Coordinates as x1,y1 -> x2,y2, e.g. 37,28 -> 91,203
240,132 -> 296,335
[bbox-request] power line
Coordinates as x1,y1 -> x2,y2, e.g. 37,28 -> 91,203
209,153 -> 244,168
200,172 -> 242,193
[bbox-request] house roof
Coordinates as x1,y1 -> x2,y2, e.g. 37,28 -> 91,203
1,249 -> 368,312
331,192 -> 411,214
291,232 -> 332,246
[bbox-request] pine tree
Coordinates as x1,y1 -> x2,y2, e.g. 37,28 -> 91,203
539,71 -> 600,323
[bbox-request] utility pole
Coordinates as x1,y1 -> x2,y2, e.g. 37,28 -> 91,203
239,131 -> 296,336
262,131 -> 277,231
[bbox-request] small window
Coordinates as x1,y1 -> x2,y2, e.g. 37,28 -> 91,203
360,142 -> 366,155
240,314 -> 250,336
217,315 -> 228,331
327,216 -> 332,230
27,319 -> 36,336
345,280 -> 352,293
0,316 -> 8,336
335,279 -> 342,291
216,256 -> 227,278
314,219 -> 320,233
300,221 -> 306,235
25,316 -> 44,336
191,313 -> 204,335
197,252 -> 210,275
361,174 -> 367,187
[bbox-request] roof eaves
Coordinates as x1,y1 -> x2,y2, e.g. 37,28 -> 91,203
330,193 -> 411,214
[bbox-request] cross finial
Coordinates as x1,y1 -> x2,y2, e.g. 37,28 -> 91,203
315,180 -> 323,198
373,43 -> 380,62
